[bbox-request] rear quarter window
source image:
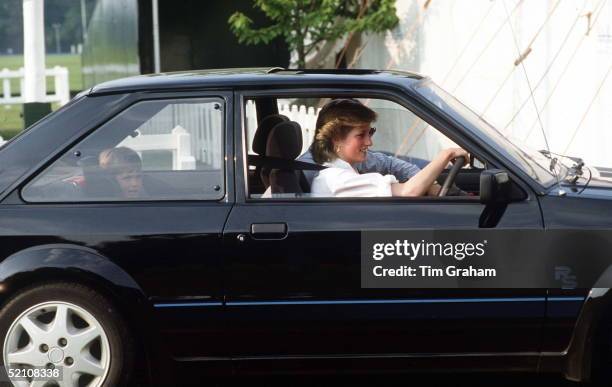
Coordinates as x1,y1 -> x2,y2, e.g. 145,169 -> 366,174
23,98 -> 226,202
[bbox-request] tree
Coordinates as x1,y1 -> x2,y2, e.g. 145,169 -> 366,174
228,0 -> 399,68
0,0 -> 91,55
0,0 -> 23,54
44,0 -> 85,53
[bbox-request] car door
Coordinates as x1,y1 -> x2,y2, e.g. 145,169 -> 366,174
16,92 -> 233,361
223,89 -> 546,370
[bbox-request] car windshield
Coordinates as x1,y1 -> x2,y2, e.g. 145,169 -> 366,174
414,80 -> 559,187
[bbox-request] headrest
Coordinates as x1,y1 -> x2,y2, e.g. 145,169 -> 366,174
253,114 -> 289,155
266,121 -> 303,160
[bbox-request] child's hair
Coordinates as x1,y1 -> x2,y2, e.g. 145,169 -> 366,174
98,147 -> 142,174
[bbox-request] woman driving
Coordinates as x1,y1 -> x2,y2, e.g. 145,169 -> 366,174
310,99 -> 469,197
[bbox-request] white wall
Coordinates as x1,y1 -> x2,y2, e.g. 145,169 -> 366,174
356,0 -> 612,167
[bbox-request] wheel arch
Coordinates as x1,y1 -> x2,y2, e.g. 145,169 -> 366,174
0,243 -> 147,305
0,243 -> 154,382
564,288 -> 612,382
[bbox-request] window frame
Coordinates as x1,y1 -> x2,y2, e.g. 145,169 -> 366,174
235,86 -> 532,205
20,91 -> 234,204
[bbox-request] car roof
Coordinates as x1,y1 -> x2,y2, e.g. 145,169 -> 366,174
88,68 -> 427,95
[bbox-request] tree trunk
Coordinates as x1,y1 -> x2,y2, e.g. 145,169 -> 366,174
297,43 -> 306,68
306,39 -> 339,69
344,32 -> 363,69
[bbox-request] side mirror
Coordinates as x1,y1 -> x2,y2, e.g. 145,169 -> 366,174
480,169 -> 512,204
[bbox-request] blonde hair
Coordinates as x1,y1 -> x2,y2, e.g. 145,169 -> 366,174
311,99 -> 377,164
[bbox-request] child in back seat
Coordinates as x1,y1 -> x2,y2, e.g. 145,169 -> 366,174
98,147 -> 147,198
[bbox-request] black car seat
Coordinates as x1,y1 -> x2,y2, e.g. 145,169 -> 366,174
252,114 -> 289,188
265,121 -> 304,194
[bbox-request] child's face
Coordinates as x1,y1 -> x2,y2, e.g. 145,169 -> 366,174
115,167 -> 143,198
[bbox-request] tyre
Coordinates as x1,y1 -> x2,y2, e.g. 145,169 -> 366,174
590,310 -> 612,386
0,282 -> 134,387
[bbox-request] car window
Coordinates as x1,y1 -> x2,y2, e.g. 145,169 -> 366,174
415,81 -> 556,187
245,96 -> 467,200
353,98 -> 458,162
247,98 -> 458,161
23,98 -> 225,202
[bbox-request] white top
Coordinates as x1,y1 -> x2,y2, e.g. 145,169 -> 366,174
311,158 -> 398,197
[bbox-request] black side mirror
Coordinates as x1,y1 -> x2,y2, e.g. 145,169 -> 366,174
480,169 -> 512,204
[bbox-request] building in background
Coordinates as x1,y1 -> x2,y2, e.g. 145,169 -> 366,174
355,0 -> 612,167
79,0 -> 612,167
81,0 -> 140,87
81,0 -> 290,88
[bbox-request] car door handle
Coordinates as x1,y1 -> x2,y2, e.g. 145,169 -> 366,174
250,223 -> 288,239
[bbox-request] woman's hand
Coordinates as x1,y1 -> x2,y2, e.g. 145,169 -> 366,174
443,147 -> 469,162
391,147 -> 470,197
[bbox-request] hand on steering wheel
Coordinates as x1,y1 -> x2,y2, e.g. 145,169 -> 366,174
438,151 -> 468,197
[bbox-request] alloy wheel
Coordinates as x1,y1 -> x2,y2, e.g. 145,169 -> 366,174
3,301 -> 111,387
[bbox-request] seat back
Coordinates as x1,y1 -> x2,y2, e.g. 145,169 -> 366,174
266,121 -> 303,194
252,114 -> 289,188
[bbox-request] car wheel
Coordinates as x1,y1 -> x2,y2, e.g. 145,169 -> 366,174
0,282 -> 134,387
590,311 -> 612,386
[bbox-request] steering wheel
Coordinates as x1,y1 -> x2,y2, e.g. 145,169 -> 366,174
438,156 -> 466,197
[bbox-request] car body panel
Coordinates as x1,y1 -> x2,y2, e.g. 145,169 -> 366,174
0,90 -> 236,364
0,68 -> 607,382
88,69 -> 425,96
539,193 -> 612,380
222,88 -> 550,363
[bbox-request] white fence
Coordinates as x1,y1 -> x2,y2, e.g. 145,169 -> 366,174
278,104 -> 321,149
126,102 -> 224,170
119,125 -> 196,170
0,66 -> 70,106
121,101 -> 318,170
245,101 -> 321,155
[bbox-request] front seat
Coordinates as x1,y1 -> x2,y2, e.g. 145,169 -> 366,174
265,121 -> 304,194
252,114 -> 289,189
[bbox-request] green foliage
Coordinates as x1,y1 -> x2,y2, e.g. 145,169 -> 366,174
0,0 -> 22,54
0,0 -> 95,54
228,0 -> 399,68
45,0 -> 84,53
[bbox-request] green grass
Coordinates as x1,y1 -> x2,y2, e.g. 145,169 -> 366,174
0,105 -> 23,138
0,54 -> 82,133
0,54 -> 82,93
0,128 -> 21,141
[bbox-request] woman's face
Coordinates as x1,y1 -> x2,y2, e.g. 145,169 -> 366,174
335,122 -> 375,164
